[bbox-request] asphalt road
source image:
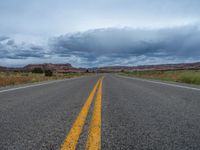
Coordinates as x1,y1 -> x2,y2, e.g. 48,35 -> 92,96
0,74 -> 200,150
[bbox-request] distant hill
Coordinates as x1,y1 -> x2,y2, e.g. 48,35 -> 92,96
0,66 -> 6,70
0,63 -> 85,73
24,63 -> 72,71
1,62 -> 200,73
96,62 -> 200,72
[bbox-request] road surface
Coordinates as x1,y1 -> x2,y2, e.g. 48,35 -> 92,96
0,74 -> 200,150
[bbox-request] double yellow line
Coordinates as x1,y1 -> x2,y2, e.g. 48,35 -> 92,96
61,77 -> 103,150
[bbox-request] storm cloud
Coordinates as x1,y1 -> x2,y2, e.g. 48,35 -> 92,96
48,25 -> 200,66
0,36 -> 47,60
0,25 -> 200,67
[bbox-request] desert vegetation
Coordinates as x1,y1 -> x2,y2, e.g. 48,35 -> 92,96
121,70 -> 200,85
0,72 -> 87,87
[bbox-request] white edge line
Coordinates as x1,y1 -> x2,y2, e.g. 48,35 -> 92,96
0,76 -> 84,93
117,75 -> 200,91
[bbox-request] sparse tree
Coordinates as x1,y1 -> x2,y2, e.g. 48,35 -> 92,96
45,70 -> 53,76
32,68 -> 43,73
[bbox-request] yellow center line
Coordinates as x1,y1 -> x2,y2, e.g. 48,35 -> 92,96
86,77 -> 104,150
60,79 -> 101,150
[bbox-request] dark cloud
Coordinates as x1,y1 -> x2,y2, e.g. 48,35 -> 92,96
49,25 -> 200,66
1,25 -> 200,67
0,36 -> 9,41
0,37 -> 46,59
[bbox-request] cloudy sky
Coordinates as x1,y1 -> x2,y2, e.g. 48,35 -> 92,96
0,0 -> 200,67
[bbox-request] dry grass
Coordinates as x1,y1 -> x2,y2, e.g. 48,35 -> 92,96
0,72 -> 87,87
121,70 -> 200,85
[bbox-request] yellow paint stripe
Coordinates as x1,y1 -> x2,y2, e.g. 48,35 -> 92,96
86,77 -> 103,150
61,79 -> 100,150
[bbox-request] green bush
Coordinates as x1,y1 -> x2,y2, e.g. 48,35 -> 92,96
32,68 -> 43,74
45,70 -> 53,76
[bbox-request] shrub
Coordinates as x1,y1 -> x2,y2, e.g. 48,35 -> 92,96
177,72 -> 200,84
45,70 -> 53,76
32,68 -> 43,73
